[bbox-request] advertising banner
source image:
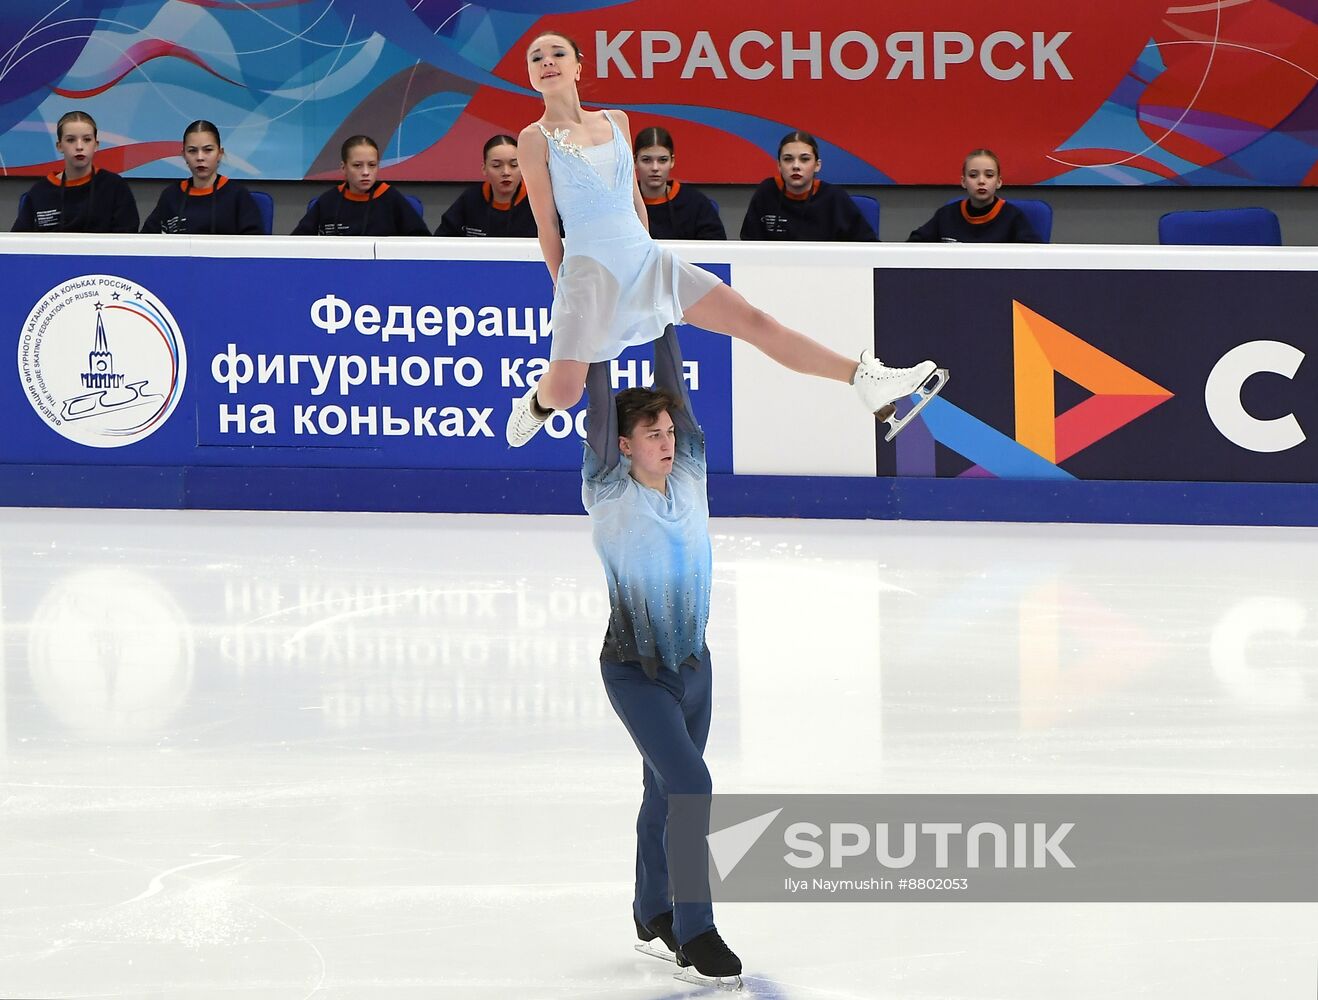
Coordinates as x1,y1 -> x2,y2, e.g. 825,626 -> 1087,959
9,242 -> 1318,523
876,268 -> 1318,483
8,255 -> 734,473
1,3 -> 1316,186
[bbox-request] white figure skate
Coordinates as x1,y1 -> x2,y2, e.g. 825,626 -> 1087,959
852,349 -> 949,441
505,382 -> 549,447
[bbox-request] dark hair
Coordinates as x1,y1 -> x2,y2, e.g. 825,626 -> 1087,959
340,134 -> 379,162
616,387 -> 680,438
483,134 -> 518,159
777,130 -> 819,159
633,126 -> 674,158
529,29 -> 583,61
183,119 -> 221,145
56,111 -> 97,141
963,148 -> 1001,175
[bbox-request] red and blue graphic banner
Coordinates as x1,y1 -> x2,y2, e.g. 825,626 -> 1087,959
1,3 -> 1316,185
875,267 -> 1318,483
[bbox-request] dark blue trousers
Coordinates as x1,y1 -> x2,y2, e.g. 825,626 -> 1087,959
601,649 -> 714,947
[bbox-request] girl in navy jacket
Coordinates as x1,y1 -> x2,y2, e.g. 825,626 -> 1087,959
293,135 -> 428,237
435,134 -> 537,237
632,126 -> 724,240
739,130 -> 875,242
908,149 -> 1041,243
142,120 -> 262,235
12,110 -> 138,233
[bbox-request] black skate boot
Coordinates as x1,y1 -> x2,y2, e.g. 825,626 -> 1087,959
675,928 -> 743,991
634,910 -> 678,963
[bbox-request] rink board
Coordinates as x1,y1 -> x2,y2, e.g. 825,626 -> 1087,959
3,236 -> 1317,525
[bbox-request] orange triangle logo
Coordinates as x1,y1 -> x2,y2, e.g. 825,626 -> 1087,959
1013,301 -> 1173,463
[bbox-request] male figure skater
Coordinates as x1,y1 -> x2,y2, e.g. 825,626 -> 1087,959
582,325 -> 741,989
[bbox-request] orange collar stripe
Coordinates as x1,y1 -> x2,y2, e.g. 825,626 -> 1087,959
339,181 -> 391,203
181,175 -> 230,196
960,198 -> 1006,224
48,168 -> 96,187
774,174 -> 820,201
482,180 -> 527,210
643,179 -> 682,206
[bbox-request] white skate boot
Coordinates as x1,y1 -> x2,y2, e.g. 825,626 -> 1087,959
852,349 -> 948,442
505,382 -> 550,447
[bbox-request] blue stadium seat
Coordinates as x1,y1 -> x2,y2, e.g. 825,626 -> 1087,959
850,193 -> 880,239
248,190 -> 274,235
1010,198 -> 1053,243
1157,207 -> 1281,246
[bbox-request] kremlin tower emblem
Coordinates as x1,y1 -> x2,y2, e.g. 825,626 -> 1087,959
19,275 -> 187,448
60,304 -> 161,422
83,311 -> 125,389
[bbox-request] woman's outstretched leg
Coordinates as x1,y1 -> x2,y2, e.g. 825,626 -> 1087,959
681,283 -> 857,382
682,283 -> 941,425
506,284 -> 945,447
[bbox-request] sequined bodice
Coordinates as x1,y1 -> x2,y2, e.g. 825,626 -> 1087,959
538,112 -> 638,231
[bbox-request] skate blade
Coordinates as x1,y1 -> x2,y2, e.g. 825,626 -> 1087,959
883,367 -> 949,442
674,969 -> 743,991
634,941 -> 679,964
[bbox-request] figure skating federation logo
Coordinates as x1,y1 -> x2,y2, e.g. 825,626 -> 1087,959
18,275 -> 187,448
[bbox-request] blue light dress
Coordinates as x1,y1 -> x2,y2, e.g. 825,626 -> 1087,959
538,111 -> 721,364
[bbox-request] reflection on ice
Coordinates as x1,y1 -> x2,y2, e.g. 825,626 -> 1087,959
28,567 -> 194,740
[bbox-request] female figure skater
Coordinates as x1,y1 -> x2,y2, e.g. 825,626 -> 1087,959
584,324 -> 741,990
434,133 -> 537,237
908,149 -> 1042,243
508,31 -> 945,448
740,130 -> 877,242
141,120 -> 263,235
632,126 -> 725,240
292,135 -> 429,237
12,111 -> 138,232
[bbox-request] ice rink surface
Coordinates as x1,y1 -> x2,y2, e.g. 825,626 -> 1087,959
0,507 -> 1314,999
